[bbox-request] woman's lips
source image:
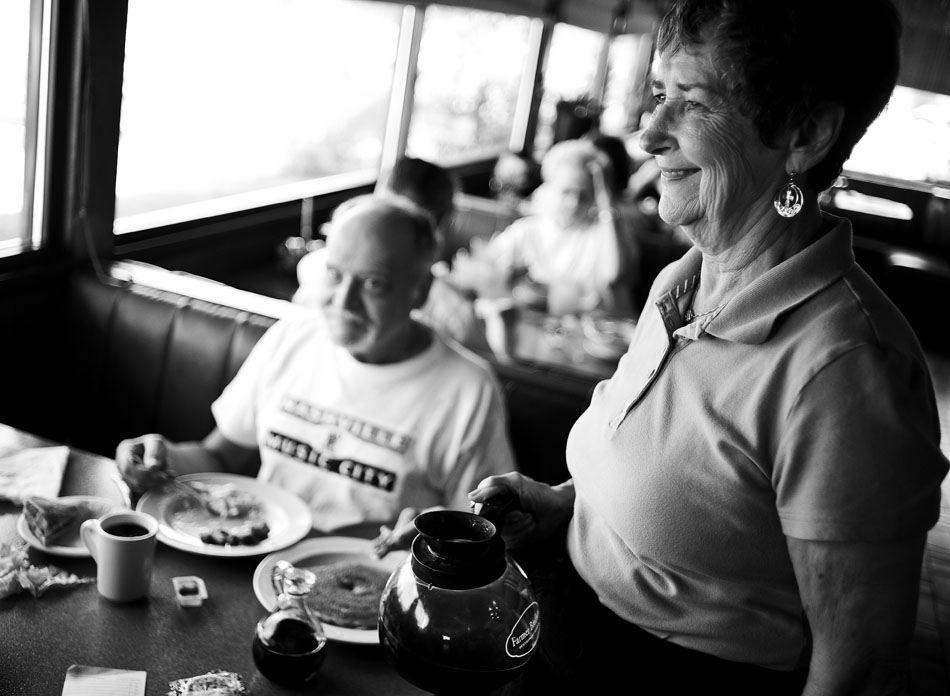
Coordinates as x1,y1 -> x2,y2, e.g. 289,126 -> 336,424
659,167 -> 699,182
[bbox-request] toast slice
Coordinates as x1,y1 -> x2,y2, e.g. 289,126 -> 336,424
21,496 -> 86,546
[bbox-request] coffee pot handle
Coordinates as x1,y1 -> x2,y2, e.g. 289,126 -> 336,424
472,491 -> 519,535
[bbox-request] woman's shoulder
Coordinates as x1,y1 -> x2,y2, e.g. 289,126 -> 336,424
776,265 -> 931,394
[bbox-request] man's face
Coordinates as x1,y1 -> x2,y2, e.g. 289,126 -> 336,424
319,207 -> 428,364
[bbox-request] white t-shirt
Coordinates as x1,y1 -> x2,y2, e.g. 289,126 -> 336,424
212,315 -> 517,531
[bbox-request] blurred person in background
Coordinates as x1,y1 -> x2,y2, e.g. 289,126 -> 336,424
118,195 -> 517,537
470,0 -> 949,693
453,138 -> 637,317
489,150 -> 542,213
587,132 -> 642,292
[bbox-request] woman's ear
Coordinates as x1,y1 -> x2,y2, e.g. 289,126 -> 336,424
787,102 -> 845,174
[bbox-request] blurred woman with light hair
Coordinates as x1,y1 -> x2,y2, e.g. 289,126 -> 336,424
476,138 -> 638,317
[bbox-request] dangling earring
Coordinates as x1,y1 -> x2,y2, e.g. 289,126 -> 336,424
773,171 -> 803,218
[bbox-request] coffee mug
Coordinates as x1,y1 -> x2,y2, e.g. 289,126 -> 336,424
81,510 -> 158,602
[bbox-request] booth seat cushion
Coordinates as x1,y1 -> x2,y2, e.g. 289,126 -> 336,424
61,273 -> 276,457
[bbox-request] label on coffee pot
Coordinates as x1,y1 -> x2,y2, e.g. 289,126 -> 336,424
505,601 -> 541,658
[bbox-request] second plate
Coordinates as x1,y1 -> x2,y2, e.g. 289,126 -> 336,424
253,536 -> 408,644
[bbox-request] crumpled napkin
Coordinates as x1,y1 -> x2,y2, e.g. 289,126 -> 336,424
0,541 -> 94,599
0,446 -> 69,504
166,670 -> 247,695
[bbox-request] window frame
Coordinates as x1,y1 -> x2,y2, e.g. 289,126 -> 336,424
0,0 -> 54,262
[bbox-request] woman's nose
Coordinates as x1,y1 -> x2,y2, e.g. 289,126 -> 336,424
639,106 -> 674,156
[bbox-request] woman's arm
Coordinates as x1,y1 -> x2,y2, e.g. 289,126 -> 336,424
788,534 -> 925,695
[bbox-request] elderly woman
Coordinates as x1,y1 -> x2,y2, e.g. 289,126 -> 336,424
470,1 -> 949,694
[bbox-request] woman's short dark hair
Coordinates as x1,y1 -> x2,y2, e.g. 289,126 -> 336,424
656,0 -> 901,191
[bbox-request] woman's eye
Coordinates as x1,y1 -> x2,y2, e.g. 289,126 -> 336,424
652,92 -> 666,106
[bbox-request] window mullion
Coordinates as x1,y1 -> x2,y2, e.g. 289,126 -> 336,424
379,4 -> 425,181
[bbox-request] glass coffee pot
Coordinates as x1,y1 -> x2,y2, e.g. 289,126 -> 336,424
378,505 -> 541,695
252,559 -> 328,689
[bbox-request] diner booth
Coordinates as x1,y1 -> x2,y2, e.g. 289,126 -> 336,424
1,0 -> 950,694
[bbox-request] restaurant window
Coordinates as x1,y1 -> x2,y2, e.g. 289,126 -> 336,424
534,23 -> 603,155
114,0 -> 402,234
406,5 -> 532,163
599,33 -> 654,135
0,0 -> 48,257
534,26 -> 653,155
844,85 -> 950,186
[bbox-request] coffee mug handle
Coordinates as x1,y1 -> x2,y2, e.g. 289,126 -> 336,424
80,518 -> 101,560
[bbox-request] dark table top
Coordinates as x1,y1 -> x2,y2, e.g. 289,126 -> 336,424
0,424 -> 427,696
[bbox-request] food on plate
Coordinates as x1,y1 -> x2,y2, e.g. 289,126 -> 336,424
199,521 -> 270,546
188,482 -> 261,518
21,496 -> 112,546
306,560 -> 391,629
165,482 -> 271,547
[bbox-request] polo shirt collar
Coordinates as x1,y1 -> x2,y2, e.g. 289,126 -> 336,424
655,214 -> 855,345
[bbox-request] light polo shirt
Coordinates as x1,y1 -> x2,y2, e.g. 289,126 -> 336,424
566,215 -> 949,669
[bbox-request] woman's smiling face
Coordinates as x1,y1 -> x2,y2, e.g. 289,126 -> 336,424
639,41 -> 787,250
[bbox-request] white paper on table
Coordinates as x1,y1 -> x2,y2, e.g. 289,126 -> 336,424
0,446 -> 69,504
62,665 -> 146,696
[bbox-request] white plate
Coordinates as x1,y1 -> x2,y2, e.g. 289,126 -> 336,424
16,495 -> 126,557
253,536 -> 408,645
136,473 -> 311,558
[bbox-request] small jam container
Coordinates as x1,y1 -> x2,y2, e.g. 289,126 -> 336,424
172,576 -> 208,608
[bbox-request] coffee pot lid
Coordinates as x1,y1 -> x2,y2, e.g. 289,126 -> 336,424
410,510 -> 507,589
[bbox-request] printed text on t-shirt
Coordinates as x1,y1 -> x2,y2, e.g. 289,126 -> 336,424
280,397 -> 411,453
265,431 -> 397,491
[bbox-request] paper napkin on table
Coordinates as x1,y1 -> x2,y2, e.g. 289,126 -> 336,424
0,446 -> 68,504
0,542 -> 94,599
63,665 -> 147,696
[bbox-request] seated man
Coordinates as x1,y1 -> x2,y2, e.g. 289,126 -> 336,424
117,194 -> 517,533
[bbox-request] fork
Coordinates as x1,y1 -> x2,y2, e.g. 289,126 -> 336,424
130,453 -> 221,515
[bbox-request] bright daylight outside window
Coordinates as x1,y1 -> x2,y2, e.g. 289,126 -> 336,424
828,86 -> 950,222
845,86 -> 950,187
534,22 -> 603,155
0,0 -> 35,254
115,0 -> 402,233
407,5 -> 532,163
